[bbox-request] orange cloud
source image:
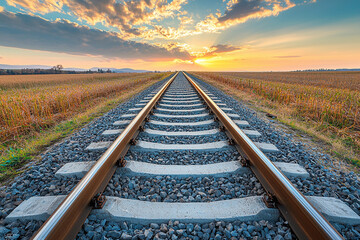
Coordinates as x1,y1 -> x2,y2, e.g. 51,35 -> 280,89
179,15 -> 193,25
190,44 -> 242,59
7,0 -> 188,38
173,59 -> 194,64
6,0 -> 63,14
154,42 -> 242,60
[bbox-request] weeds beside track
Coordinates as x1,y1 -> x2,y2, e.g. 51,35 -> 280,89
191,71 -> 360,167
0,72 -> 170,179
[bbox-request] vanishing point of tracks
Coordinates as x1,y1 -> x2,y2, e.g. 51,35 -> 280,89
4,72 -> 360,239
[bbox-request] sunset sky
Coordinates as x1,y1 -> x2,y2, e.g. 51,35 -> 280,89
0,0 -> 359,71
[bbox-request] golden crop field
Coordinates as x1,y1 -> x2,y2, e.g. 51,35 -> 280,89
212,71 -> 360,91
192,71 -> 360,165
0,72 -> 152,90
0,72 -> 169,145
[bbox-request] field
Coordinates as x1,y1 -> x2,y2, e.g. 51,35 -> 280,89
0,72 -> 170,179
192,71 -> 360,167
0,72 -> 150,90
209,71 -> 360,91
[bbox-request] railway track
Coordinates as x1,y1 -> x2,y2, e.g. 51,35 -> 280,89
2,72 -> 360,239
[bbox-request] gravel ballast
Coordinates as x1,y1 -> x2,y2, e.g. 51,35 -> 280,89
103,173 -> 263,202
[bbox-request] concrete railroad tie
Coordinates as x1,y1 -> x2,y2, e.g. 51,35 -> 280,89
162,96 -> 204,100
101,128 -> 260,138
55,160 -> 310,179
85,140 -> 278,152
6,195 -> 360,225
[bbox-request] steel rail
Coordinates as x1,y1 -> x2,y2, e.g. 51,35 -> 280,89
183,72 -> 343,240
32,72 -> 179,240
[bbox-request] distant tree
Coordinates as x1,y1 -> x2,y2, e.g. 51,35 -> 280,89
52,64 -> 63,71
106,69 -> 112,73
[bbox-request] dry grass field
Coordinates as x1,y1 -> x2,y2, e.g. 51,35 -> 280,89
0,72 -> 148,90
214,71 -> 360,91
192,71 -> 360,167
0,72 -> 170,179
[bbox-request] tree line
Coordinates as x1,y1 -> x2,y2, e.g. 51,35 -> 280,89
0,65 -> 113,75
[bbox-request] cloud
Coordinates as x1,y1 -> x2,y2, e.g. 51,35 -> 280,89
210,44 -> 242,53
161,43 -> 242,60
178,15 -> 193,25
196,0 -> 296,33
173,59 -> 194,64
218,0 -> 263,23
274,55 -> 301,58
6,0 -> 63,14
155,42 -> 241,62
192,44 -> 242,58
0,11 -> 190,60
7,0 -> 188,39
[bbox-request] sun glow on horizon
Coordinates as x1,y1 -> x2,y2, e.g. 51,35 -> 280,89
194,58 -> 208,65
